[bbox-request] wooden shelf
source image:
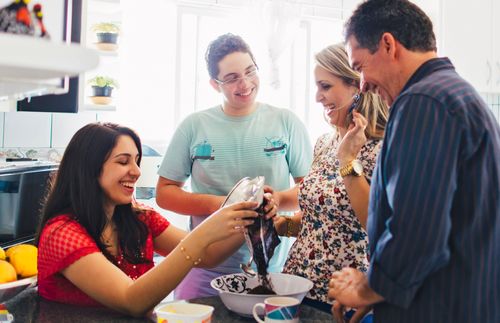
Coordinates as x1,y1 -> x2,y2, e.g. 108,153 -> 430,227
82,103 -> 116,111
91,0 -> 120,3
81,0 -> 122,113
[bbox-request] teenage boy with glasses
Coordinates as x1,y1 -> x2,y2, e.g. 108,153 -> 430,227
156,33 -> 313,300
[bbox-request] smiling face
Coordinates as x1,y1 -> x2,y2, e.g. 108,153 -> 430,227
210,51 -> 259,115
346,36 -> 395,105
314,65 -> 359,128
99,135 -> 141,215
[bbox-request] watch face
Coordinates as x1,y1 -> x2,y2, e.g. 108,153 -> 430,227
352,160 -> 363,175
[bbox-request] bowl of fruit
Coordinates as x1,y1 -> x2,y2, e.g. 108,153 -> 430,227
0,244 -> 38,303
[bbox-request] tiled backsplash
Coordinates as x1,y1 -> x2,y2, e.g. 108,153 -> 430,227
483,93 -> 500,122
4,112 -> 52,147
0,111 -> 98,161
1,93 -> 500,158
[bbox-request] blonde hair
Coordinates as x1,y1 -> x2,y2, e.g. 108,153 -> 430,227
315,44 -> 388,140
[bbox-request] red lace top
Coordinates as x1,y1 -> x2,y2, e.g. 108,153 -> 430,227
37,208 -> 169,306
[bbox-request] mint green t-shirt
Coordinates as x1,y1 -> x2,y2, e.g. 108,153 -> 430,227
158,103 -> 312,273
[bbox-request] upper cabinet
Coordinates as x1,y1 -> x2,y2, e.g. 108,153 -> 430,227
0,31 -> 98,102
0,0 -> 99,103
441,0 -> 499,93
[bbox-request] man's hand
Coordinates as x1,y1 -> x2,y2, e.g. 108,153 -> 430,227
332,301 -> 372,323
328,268 -> 384,308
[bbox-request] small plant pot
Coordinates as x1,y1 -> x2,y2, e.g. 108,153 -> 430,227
92,85 -> 113,97
90,86 -> 113,105
96,32 -> 118,44
95,32 -> 119,51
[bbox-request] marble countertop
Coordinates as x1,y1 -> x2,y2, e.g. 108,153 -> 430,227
5,288 -> 334,322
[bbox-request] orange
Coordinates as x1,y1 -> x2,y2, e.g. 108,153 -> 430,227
0,260 -> 16,283
0,247 -> 5,260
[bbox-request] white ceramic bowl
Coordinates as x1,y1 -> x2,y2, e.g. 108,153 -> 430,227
155,302 -> 214,323
0,276 -> 37,303
210,272 -> 313,317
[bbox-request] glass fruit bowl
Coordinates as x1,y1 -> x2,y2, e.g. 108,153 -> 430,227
0,276 -> 37,303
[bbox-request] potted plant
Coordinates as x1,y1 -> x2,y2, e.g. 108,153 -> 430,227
91,22 -> 120,51
87,76 -> 119,105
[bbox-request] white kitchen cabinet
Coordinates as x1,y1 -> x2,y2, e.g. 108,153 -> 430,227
412,0 -> 441,39
491,0 -> 500,93
441,0 -> 500,94
0,33 -> 98,101
441,0 -> 492,93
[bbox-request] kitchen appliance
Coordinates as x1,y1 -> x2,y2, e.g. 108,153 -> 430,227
0,162 -> 57,246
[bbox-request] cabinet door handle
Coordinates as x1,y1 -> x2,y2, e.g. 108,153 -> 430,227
497,61 -> 500,86
486,60 -> 492,86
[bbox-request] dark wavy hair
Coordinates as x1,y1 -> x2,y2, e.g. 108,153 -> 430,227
205,33 -> 257,80
344,0 -> 436,53
35,122 -> 148,264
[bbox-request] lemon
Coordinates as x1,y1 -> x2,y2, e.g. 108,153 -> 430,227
5,244 -> 26,259
0,260 -> 17,283
7,244 -> 38,278
0,247 -> 5,260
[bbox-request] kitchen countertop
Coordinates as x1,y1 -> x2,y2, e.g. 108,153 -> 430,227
0,160 -> 58,174
5,287 -> 335,322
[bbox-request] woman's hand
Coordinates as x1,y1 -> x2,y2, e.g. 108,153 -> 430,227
338,111 -> 368,165
199,201 -> 258,245
263,186 -> 279,221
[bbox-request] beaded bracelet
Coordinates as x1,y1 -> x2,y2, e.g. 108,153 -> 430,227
180,244 -> 202,266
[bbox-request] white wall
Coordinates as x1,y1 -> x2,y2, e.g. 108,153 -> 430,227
2,0 -> 500,158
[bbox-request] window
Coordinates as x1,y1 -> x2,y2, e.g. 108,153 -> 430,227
119,0 -> 347,149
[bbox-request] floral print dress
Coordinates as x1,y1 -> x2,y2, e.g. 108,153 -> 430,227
283,131 -> 382,304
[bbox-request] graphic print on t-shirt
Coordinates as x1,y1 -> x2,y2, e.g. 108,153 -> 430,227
264,136 -> 287,157
192,140 -> 214,160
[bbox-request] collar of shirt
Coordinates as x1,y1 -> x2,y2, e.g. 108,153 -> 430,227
401,57 -> 454,94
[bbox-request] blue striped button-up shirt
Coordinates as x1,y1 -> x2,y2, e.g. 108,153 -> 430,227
368,57 -> 500,322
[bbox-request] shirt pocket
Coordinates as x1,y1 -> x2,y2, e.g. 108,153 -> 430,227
191,140 -> 215,161
263,136 -> 288,157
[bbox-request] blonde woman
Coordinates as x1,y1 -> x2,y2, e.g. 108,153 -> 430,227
272,44 -> 388,316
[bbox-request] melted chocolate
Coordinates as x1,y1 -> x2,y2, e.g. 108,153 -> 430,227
248,285 -> 276,295
246,199 -> 281,293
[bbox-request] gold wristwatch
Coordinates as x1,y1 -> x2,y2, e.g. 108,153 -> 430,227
339,159 -> 364,177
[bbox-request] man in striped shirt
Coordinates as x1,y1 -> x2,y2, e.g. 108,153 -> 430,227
328,0 -> 500,322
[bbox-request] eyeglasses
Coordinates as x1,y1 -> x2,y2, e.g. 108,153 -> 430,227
214,68 -> 258,86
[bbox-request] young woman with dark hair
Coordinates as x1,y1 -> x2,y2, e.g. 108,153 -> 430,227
36,122 -> 268,317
